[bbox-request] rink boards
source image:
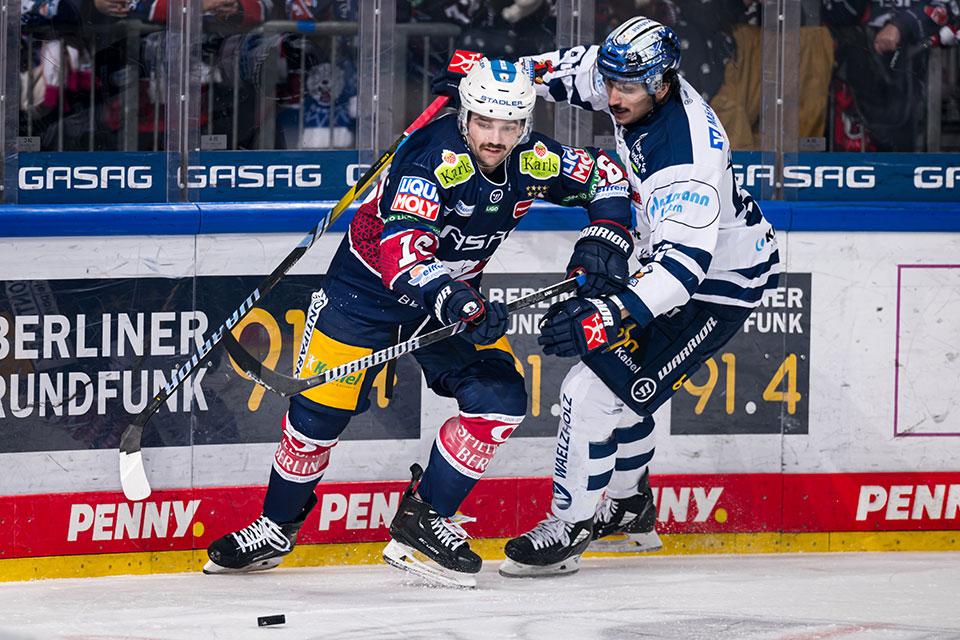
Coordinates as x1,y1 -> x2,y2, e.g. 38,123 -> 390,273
1,202 -> 959,578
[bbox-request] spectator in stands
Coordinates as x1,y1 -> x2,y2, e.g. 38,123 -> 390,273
706,0 -> 835,150
824,0 -> 959,151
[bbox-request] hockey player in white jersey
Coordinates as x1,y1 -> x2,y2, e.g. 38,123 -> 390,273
499,17 -> 781,576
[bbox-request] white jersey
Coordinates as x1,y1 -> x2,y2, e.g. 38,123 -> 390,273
526,46 -> 780,325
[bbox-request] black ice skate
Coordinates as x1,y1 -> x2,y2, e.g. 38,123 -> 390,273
203,493 -> 317,574
499,513 -> 593,578
590,469 -> 663,553
382,464 -> 482,589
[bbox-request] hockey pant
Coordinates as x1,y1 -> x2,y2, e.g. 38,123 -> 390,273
263,290 -> 525,523
550,300 -> 753,522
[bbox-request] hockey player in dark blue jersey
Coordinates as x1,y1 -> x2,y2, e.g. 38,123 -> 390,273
496,17 -> 782,577
203,57 -> 634,587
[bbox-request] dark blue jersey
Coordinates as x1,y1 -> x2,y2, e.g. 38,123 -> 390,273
324,113 -> 631,325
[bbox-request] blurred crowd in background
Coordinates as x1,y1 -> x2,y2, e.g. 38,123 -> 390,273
18,0 -> 960,153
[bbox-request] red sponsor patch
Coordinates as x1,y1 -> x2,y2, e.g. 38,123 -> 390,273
447,50 -> 483,75
391,192 -> 439,221
580,312 -> 608,350
513,199 -> 534,218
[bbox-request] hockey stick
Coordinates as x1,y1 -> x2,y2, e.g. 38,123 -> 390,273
118,95 -> 457,502
222,275 -> 584,398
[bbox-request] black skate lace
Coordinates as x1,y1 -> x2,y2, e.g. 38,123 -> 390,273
430,514 -> 475,551
232,516 -> 291,554
525,514 -> 573,550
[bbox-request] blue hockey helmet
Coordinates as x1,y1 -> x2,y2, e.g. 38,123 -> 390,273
597,17 -> 682,95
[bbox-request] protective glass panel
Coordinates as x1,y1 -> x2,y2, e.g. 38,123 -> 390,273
200,1 -> 360,151
396,1 -> 558,138
19,0 -> 168,152
823,0 -> 959,153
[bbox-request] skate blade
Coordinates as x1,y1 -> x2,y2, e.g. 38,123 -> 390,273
202,556 -> 283,575
498,554 -> 582,578
382,540 -> 476,589
589,531 -> 663,553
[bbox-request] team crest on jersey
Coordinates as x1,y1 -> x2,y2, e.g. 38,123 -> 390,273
520,141 -> 560,179
391,175 -> 440,221
434,150 -> 475,188
561,147 -> 595,184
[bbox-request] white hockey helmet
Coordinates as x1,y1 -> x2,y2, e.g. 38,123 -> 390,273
458,57 -> 536,144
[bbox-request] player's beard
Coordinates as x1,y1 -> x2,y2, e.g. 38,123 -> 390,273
477,144 -> 508,171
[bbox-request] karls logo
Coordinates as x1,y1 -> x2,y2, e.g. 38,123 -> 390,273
67,500 -> 201,542
856,484 -> 960,521
734,164 -> 875,189
20,166 -> 153,190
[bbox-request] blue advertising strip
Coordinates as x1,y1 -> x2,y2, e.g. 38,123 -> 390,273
0,203 -> 201,237
2,201 -> 960,237
17,152 -> 168,203
16,151 -> 960,205
738,152 -> 960,202
199,201 -> 356,234
788,202 -> 960,232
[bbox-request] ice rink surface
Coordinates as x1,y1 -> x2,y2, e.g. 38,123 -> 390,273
2,552 -> 959,640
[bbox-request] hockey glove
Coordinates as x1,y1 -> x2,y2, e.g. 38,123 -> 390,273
434,280 -> 510,346
430,67 -> 463,105
566,220 -> 634,298
538,297 -> 622,358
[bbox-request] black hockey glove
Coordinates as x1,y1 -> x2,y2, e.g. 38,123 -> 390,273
538,297 -> 622,358
566,220 -> 634,298
434,280 -> 510,346
430,67 -> 463,106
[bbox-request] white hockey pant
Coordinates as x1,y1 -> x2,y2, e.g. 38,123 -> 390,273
551,362 -> 656,523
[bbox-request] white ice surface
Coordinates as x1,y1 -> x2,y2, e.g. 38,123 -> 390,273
2,552 -> 960,639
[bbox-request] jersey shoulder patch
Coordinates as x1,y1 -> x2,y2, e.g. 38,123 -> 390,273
518,138 -> 561,180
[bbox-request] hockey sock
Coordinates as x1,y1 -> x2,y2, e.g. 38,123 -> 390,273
418,415 -> 520,517
605,418 -> 656,499
263,413 -> 336,523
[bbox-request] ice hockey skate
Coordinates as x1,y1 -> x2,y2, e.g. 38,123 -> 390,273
590,469 -> 663,553
203,493 -> 317,574
499,513 -> 593,577
382,464 -> 482,589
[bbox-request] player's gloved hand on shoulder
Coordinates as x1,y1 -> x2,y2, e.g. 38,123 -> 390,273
435,280 -> 510,346
538,296 -> 621,357
566,220 -> 634,297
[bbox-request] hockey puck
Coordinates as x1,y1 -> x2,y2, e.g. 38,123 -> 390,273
257,614 -> 286,627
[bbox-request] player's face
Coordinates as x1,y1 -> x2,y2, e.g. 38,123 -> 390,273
465,114 -> 523,172
604,79 -> 656,125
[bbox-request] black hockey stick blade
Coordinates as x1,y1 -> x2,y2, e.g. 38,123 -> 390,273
224,275 -> 585,399
117,96 -> 452,501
